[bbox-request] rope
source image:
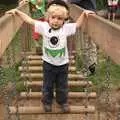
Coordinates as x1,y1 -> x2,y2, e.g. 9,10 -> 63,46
104,56 -> 111,120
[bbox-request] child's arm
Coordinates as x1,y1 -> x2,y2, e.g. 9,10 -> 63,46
6,9 -> 35,26
76,10 -> 95,28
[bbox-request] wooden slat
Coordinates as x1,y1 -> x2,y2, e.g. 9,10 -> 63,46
21,73 -> 86,80
21,50 -> 77,55
20,92 -> 96,98
70,4 -> 120,64
22,59 -> 76,65
22,60 -> 43,65
25,81 -> 92,87
19,66 -> 76,72
9,106 -> 95,114
26,55 -> 75,60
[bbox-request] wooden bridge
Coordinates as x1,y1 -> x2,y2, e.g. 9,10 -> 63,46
0,3 -> 120,120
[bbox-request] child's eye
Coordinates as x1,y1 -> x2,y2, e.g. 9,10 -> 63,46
58,17 -> 63,20
51,16 -> 55,19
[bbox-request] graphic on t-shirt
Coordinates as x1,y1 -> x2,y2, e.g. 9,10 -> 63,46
49,36 -> 59,48
45,47 -> 65,57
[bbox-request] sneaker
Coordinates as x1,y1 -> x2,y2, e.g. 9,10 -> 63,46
43,104 -> 52,112
61,104 -> 70,113
88,63 -> 96,75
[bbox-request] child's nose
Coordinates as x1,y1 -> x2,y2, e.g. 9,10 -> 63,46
54,18 -> 58,22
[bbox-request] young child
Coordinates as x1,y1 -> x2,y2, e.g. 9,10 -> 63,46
7,0 -> 94,113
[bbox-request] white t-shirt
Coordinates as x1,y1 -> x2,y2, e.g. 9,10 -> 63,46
35,21 -> 77,66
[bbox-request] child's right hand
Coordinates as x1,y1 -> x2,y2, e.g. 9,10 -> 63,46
6,9 -> 18,15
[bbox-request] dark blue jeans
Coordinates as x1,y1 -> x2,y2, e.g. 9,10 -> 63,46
42,61 -> 69,105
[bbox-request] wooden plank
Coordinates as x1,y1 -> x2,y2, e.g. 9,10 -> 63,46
25,81 -> 92,87
21,73 -> 86,80
0,4 -> 30,58
9,106 -> 95,114
20,92 -> 96,98
88,15 -> 120,64
69,4 -> 120,64
26,55 -> 75,60
22,59 -> 75,65
19,66 -> 76,72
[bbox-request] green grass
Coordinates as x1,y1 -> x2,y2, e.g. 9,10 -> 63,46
75,51 -> 120,91
89,59 -> 120,90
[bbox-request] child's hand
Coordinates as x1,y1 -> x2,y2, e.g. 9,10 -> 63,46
19,0 -> 29,6
83,10 -> 95,17
6,9 -> 17,15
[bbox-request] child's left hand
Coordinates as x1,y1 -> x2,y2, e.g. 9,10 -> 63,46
83,10 -> 95,17
19,0 -> 29,6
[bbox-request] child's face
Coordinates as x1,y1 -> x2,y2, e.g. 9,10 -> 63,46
48,13 -> 65,29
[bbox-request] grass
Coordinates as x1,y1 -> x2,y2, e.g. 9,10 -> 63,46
75,50 -> 120,91
89,58 -> 120,91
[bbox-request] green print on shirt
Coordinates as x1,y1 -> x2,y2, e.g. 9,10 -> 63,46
45,47 -> 65,57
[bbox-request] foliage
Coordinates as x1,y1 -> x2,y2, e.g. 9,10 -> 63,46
76,50 -> 120,91
96,0 -> 107,10
0,63 -> 21,87
89,58 -> 120,90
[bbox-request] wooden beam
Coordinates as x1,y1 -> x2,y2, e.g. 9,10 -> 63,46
0,4 -> 30,58
24,81 -> 92,87
20,92 -> 96,99
21,73 -> 86,80
88,15 -> 120,64
9,106 -> 95,114
19,66 -> 76,72
22,59 -> 75,65
26,55 -> 75,60
69,4 -> 120,64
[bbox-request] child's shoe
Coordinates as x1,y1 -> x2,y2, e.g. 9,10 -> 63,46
43,104 -> 52,112
88,63 -> 96,75
61,103 -> 70,113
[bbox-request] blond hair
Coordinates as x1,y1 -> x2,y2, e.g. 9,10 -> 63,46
46,4 -> 68,20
